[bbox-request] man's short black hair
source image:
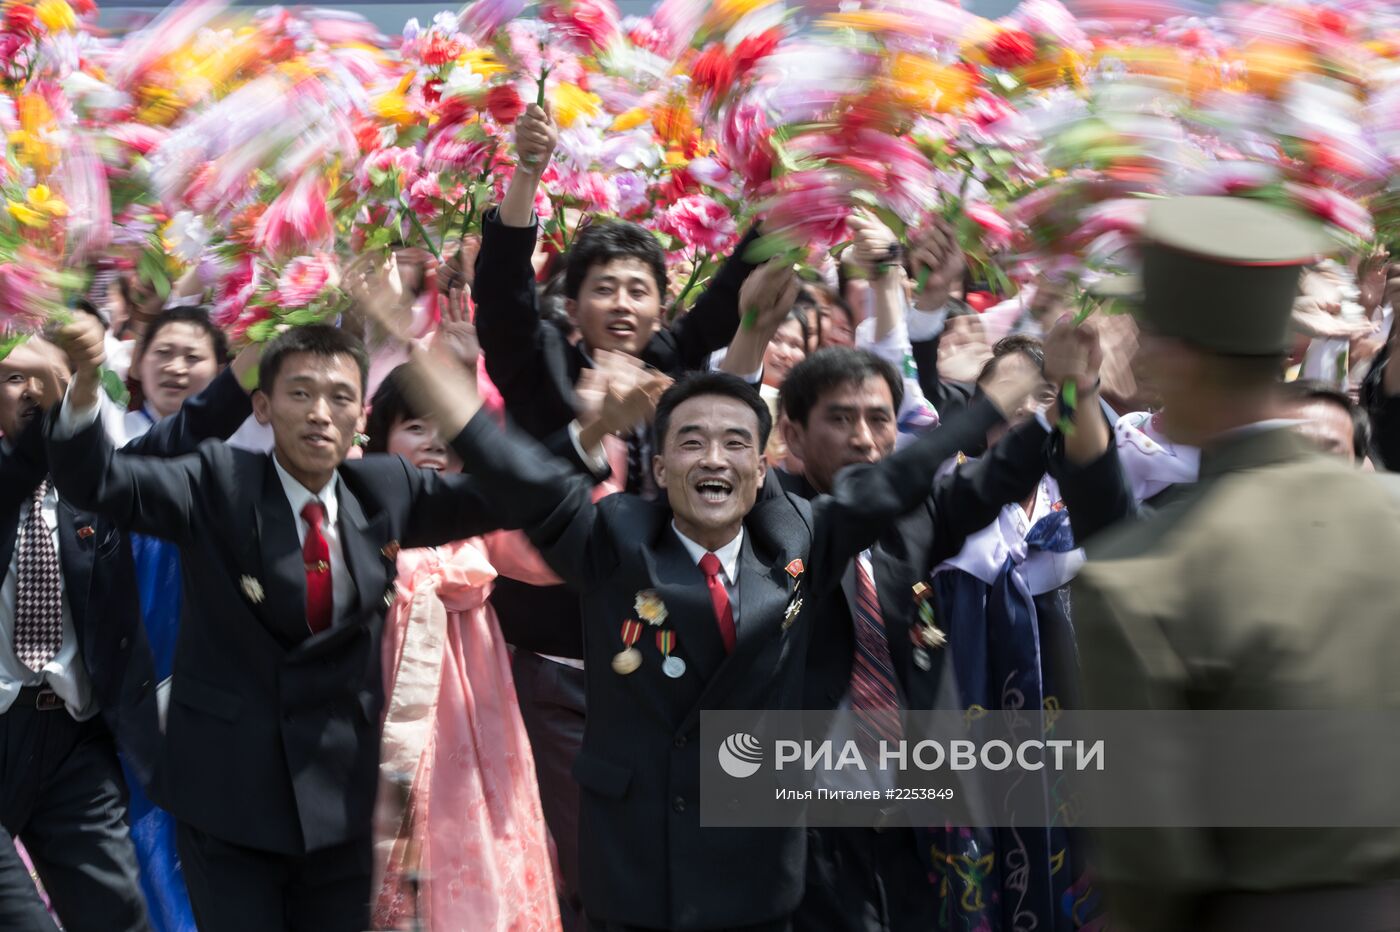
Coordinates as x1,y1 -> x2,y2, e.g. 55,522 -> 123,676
136,306 -> 231,368
779,347 -> 904,427
977,333 -> 1045,385
364,364 -> 422,454
258,324 -> 370,397
564,220 -> 667,300
653,372 -> 772,451
1284,378 -> 1370,460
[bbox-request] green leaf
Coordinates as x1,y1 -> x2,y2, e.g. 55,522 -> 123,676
0,332 -> 28,362
247,319 -> 279,343
100,367 -> 129,407
743,232 -> 798,265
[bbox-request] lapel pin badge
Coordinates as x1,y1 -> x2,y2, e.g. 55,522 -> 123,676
381,540 -> 400,561
77,526 -> 95,540
785,559 -> 804,579
782,596 -> 804,630
240,575 -> 265,604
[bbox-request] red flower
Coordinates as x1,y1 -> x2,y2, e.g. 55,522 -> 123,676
69,0 -> 95,15
422,78 -> 443,105
986,28 -> 1038,69
420,33 -> 464,68
731,28 -> 782,79
1314,8 -> 1348,36
691,45 -> 737,96
485,84 -> 525,124
5,4 -> 38,35
541,0 -> 621,54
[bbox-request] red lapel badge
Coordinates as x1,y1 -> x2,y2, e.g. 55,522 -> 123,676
785,559 -> 804,579
77,526 -> 95,540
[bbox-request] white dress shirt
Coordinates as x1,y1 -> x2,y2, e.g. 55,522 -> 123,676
0,464 -> 96,719
271,457 -> 356,626
672,523 -> 744,628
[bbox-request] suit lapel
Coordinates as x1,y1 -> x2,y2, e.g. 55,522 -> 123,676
253,459 -> 313,645
332,477 -> 387,623
56,502 -> 97,635
632,528 -> 717,726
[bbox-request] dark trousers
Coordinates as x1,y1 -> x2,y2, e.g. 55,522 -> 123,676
794,827 -> 937,932
513,650 -> 589,932
0,696 -> 150,932
175,822 -> 370,932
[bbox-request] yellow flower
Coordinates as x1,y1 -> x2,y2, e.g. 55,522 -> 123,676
664,148 -> 688,169
8,94 -> 58,172
610,107 -> 650,132
372,91 -> 415,127
706,0 -> 779,30
135,84 -> 184,126
35,0 -> 76,33
817,10 -> 915,35
889,53 -> 977,113
552,83 -> 601,128
7,185 -> 68,230
459,49 -> 505,78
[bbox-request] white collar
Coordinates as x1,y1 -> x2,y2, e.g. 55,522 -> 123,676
671,522 -> 743,586
271,454 -> 339,528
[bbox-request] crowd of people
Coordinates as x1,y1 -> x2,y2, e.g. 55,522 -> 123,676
4,63 -> 1400,932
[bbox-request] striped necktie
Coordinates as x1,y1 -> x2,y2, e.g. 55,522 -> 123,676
849,555 -> 902,752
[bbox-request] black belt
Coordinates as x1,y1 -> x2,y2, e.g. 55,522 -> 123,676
14,686 -> 66,711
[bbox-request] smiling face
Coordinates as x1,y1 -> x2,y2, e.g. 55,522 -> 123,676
653,394 -> 767,551
385,415 -> 463,473
569,257 -> 663,357
135,321 -> 220,418
763,318 -> 807,388
253,351 -> 365,491
782,376 -> 897,494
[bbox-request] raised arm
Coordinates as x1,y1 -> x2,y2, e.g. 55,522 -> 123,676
810,364 -> 1037,590
122,345 -> 260,456
926,417 -> 1051,566
646,224 -> 763,376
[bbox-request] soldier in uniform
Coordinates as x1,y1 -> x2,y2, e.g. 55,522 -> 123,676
1044,196 -> 1400,932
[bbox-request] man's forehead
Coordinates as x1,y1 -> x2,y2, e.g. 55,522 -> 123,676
671,394 -> 758,431
815,376 -> 894,408
586,257 -> 655,282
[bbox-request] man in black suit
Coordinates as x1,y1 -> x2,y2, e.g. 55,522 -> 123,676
44,323 -> 605,931
474,103 -> 766,928
394,336 -> 1039,931
772,347 -> 1050,931
0,317 -> 255,931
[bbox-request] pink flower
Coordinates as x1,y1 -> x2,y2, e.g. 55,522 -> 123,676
718,103 -> 776,192
1283,183 -> 1374,240
254,173 -> 334,259
963,201 -> 1014,247
1014,0 -> 1089,52
423,125 -> 494,173
459,0 -> 527,39
562,170 -> 619,214
656,194 -> 739,254
407,174 -> 443,218
357,146 -> 421,191
275,253 -> 340,308
213,254 -> 260,328
760,170 -> 857,253
540,0 -> 621,54
0,259 -> 58,332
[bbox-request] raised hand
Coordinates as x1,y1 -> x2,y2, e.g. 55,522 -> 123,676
846,212 -> 900,272
49,314 -> 107,411
907,215 -> 966,310
515,103 -> 558,174
1043,316 -> 1103,393
430,286 -> 480,371
739,258 -> 801,338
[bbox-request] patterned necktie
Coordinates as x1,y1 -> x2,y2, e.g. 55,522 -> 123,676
850,556 -> 902,751
301,501 -> 333,634
14,481 -> 63,672
698,553 -> 736,653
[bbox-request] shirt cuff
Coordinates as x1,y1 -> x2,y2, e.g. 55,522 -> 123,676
53,382 -> 102,440
906,304 -> 950,343
568,420 -> 610,475
733,365 -> 764,385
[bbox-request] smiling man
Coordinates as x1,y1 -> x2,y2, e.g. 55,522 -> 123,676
43,323 -> 606,932
392,335 -> 1039,930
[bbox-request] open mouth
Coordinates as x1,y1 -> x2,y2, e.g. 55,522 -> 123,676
416,457 -> 446,471
158,380 -> 187,393
695,477 -> 733,504
605,318 -> 637,339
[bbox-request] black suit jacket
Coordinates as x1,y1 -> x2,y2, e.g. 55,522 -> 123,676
1,370 -> 252,787
45,412 -> 599,855
473,208 -> 760,656
790,419 -> 1050,713
446,396 -> 1006,929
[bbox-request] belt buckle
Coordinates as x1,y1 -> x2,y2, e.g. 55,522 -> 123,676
34,689 -> 64,712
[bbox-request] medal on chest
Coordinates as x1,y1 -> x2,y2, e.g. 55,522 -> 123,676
612,620 -> 644,675
910,582 -> 947,670
656,629 -> 686,679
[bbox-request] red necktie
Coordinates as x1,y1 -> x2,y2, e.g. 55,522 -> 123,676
698,553 -> 736,653
850,558 -> 901,752
301,501 -> 332,635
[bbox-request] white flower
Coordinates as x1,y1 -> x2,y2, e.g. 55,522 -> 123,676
442,66 -> 486,98
240,576 -> 265,604
165,211 -> 211,264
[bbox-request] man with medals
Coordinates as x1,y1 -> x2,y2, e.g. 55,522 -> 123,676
771,346 -> 1053,932
389,309 -> 1041,931
1047,196 -> 1400,932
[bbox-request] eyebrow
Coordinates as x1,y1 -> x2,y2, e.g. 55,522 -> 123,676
593,273 -> 654,287
825,404 -> 893,416
675,424 -> 754,441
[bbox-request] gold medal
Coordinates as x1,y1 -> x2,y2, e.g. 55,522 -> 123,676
612,647 -> 642,675
635,590 -> 668,626
614,620 -> 644,675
